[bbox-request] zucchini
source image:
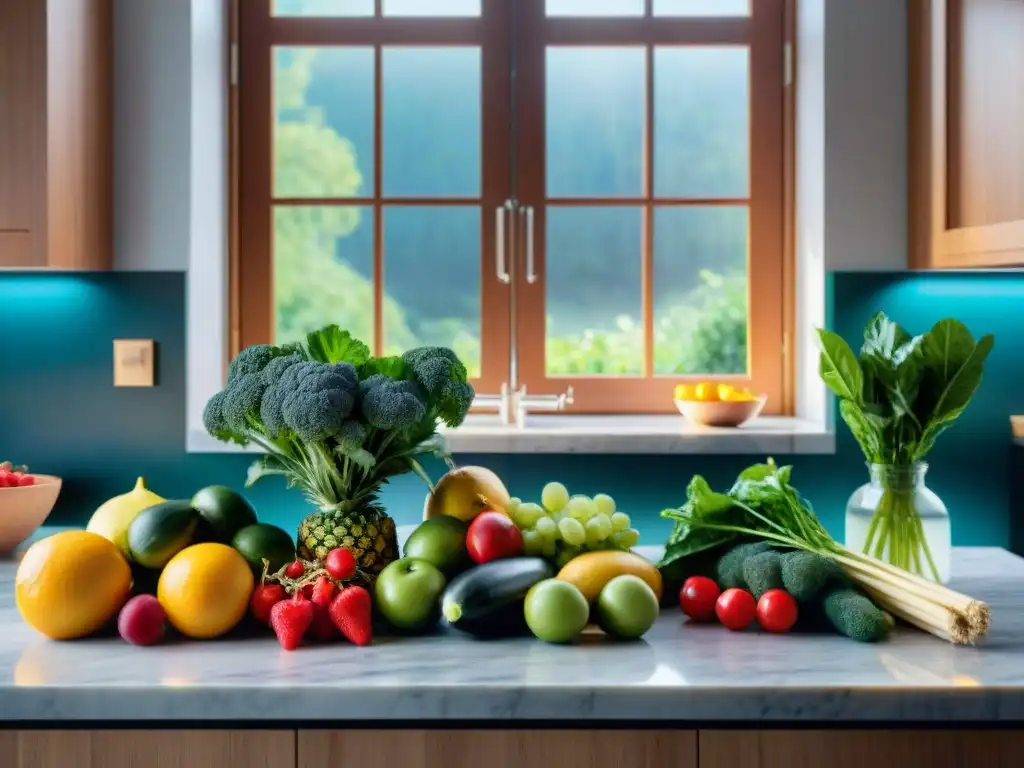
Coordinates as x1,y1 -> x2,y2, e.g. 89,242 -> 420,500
128,500 -> 200,569
441,557 -> 554,638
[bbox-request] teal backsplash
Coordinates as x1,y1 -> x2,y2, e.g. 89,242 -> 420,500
0,271 -> 1018,547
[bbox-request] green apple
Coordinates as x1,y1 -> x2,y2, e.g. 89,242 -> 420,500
374,557 -> 447,632
403,516 -> 470,576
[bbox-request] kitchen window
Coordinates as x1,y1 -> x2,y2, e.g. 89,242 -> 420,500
233,0 -> 790,418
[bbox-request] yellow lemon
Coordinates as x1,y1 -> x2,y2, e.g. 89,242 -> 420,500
158,543 -> 254,639
673,383 -> 695,401
16,530 -> 132,640
87,477 -> 166,556
694,382 -> 719,402
717,383 -> 736,401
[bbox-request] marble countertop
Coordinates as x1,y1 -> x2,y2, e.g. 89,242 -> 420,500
1,547 -> 1023,724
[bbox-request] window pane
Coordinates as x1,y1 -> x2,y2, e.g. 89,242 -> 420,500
274,206 -> 375,348
546,207 -> 642,375
274,0 -> 374,17
653,206 -> 748,375
546,0 -> 644,16
383,48 -> 481,197
274,48 -> 374,198
654,0 -> 749,16
547,48 -> 645,198
654,47 -> 749,198
383,207 -> 481,377
383,0 -> 480,15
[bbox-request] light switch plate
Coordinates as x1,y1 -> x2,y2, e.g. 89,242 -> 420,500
114,339 -> 156,387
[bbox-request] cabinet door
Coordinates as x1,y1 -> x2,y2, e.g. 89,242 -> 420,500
0,1 -> 45,237
910,0 -> 1024,268
699,730 -> 1024,768
4,730 -> 295,768
299,730 -> 697,768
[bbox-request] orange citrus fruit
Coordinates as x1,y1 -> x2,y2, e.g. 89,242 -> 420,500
694,382 -> 719,402
16,530 -> 132,640
157,542 -> 254,639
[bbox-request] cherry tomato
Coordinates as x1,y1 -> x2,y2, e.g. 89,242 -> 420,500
756,589 -> 799,633
715,588 -> 757,631
679,576 -> 721,622
285,560 -> 305,579
324,548 -> 357,581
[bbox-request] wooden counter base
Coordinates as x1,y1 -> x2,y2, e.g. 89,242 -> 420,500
1,729 -> 1020,768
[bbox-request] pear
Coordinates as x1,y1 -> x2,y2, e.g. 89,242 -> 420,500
87,477 -> 166,556
423,466 -> 511,522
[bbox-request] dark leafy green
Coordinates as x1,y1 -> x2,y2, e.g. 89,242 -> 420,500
816,313 -> 992,464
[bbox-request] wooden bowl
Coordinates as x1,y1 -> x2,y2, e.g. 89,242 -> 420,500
674,396 -> 767,428
0,475 -> 62,553
1011,415 -> 1024,439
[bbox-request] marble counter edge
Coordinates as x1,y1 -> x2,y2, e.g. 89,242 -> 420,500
0,685 -> 1020,723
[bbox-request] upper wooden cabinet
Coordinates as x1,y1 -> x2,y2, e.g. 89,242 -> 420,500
0,0 -> 112,270
910,0 -> 1024,269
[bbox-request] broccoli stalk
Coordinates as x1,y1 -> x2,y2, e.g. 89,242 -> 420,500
201,327 -> 473,512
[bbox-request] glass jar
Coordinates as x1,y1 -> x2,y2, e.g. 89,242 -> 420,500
845,462 -> 951,584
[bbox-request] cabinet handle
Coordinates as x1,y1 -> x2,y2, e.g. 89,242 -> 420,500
524,205 -> 537,284
495,202 -> 511,284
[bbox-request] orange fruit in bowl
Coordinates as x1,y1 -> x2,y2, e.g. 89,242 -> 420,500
673,383 -> 696,401
694,382 -> 719,402
717,383 -> 736,401
16,530 -> 132,639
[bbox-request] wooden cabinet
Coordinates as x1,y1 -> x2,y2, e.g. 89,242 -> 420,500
298,730 -> 697,768
699,730 -> 1024,768
0,0 -> 112,269
910,0 -> 1024,268
0,730 -> 295,768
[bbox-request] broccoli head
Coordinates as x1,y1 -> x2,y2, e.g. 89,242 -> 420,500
227,344 -> 284,383
221,372 -> 271,435
260,360 -> 319,437
338,419 -> 367,453
202,390 -> 239,442
281,362 -> 360,443
361,378 -> 427,430
401,347 -> 475,426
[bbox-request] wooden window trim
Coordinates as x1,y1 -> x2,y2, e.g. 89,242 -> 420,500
231,0 -> 794,416
908,0 -> 1024,270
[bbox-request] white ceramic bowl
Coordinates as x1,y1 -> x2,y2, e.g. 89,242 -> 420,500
0,475 -> 62,553
674,395 -> 767,428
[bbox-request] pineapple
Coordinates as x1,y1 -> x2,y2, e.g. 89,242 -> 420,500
297,505 -> 398,578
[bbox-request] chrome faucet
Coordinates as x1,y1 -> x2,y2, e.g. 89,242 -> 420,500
472,384 -> 575,429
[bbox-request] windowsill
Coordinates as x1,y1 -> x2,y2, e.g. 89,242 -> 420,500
187,415 -> 834,455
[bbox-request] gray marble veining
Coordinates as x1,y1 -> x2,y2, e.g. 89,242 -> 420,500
1,548 -> 1023,723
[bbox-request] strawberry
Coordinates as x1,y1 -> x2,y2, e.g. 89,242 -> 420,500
0,473 -> 8,489
324,548 -> 357,581
250,583 -> 286,624
285,560 -> 305,579
328,585 -> 373,647
18,474 -> 35,487
309,604 -> 341,641
270,593 -> 314,651
311,575 -> 335,608
300,582 -> 315,599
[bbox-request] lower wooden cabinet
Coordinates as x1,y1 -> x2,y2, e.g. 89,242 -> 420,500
699,730 -> 1024,768
0,728 -> 1021,768
0,730 -> 295,768
298,729 -> 697,768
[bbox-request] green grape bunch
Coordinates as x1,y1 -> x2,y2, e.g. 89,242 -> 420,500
509,482 -> 641,569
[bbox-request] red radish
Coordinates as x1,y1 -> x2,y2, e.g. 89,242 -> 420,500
285,560 -> 305,579
118,595 -> 167,646
250,583 -> 286,624
466,510 -> 524,564
324,548 -> 357,581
